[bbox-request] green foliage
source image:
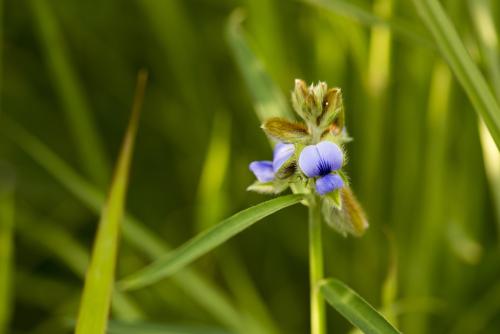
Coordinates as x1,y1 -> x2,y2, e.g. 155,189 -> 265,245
119,194 -> 303,291
226,10 -> 292,121
74,71 -> 146,334
412,0 -> 500,149
28,0 -> 109,185
2,0 -> 500,333
320,279 -> 401,334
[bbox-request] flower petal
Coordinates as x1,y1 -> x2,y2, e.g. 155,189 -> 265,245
298,145 -> 322,177
315,174 -> 344,195
272,142 -> 295,172
316,141 -> 343,172
249,161 -> 274,182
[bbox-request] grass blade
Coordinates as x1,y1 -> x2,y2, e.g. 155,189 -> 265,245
74,70 -> 147,334
1,119 -> 245,331
107,321 -> 232,334
226,9 -> 292,121
16,209 -> 144,320
412,0 -> 500,149
119,194 -> 303,291
320,279 -> 401,334
195,111 -> 280,334
29,0 -> 109,185
302,0 -> 432,48
0,171 -> 14,334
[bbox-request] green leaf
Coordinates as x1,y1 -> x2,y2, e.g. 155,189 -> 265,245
107,321 -> 232,334
302,0 -> 432,48
412,0 -> 500,150
1,118 -> 244,331
16,209 -> 144,321
320,279 -> 401,334
119,194 -> 303,291
28,0 -> 109,185
0,171 -> 14,334
226,9 -> 293,121
74,71 -> 146,334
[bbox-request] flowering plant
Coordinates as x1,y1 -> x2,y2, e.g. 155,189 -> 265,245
249,79 -> 368,237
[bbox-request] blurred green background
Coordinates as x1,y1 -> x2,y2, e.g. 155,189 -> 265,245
1,0 -> 500,333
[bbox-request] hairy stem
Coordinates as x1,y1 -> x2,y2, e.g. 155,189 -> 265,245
309,195 -> 326,334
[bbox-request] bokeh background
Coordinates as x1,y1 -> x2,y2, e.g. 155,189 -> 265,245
1,0 -> 500,333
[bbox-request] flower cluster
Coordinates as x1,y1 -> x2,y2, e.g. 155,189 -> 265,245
248,80 -> 368,237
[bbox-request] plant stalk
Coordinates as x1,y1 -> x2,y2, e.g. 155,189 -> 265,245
309,195 -> 326,334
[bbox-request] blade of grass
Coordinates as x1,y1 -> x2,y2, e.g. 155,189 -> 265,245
302,0 -> 432,48
468,0 -> 500,240
320,279 -> 401,334
357,0 -> 392,227
404,60 -> 452,333
1,118 -> 245,332
195,111 -> 231,232
119,194 -> 303,291
16,209 -> 144,320
28,0 -> 109,185
2,118 -> 253,330
479,122 -> 500,241
195,111 -> 280,334
138,0 -> 210,114
74,70 -> 146,334
0,171 -> 14,334
107,321 -> 232,334
244,0 -> 291,89
468,0 -> 500,100
381,230 -> 398,326
226,9 -> 292,121
412,0 -> 500,149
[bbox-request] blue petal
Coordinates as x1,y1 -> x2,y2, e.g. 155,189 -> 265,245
316,141 -> 343,172
249,161 -> 274,182
298,141 -> 343,177
298,145 -> 322,177
315,174 -> 344,195
272,142 -> 295,172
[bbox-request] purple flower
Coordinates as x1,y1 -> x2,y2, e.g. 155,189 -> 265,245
298,141 -> 344,194
249,143 -> 295,182
315,174 -> 343,195
249,161 -> 275,182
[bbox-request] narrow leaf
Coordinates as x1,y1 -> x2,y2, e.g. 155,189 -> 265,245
75,70 -> 147,334
119,194 -> 303,291
28,0 -> 109,185
412,0 -> 500,149
226,9 -> 293,121
320,279 -> 401,334
16,209 -> 144,320
1,119 -> 244,331
302,0 -> 432,48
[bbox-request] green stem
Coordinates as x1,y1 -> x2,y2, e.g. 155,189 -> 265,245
309,195 -> 326,334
